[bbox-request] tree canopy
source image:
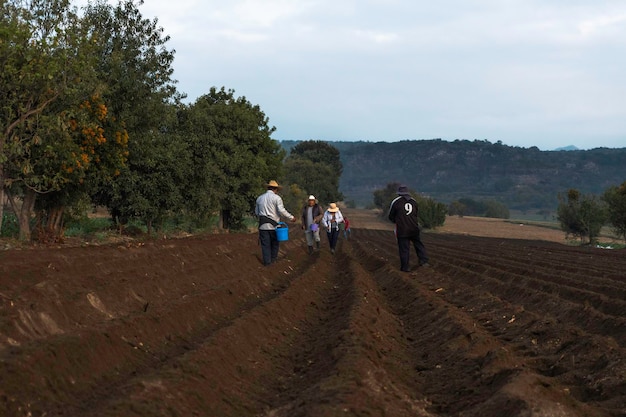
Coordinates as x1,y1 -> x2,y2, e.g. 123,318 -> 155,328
179,87 -> 284,230
557,189 -> 607,244
603,181 -> 626,241
283,140 -> 343,207
1,0 -> 285,240
0,0 -> 122,239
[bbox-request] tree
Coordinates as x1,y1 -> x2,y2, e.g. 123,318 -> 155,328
108,128 -> 186,234
415,195 -> 448,229
603,181 -> 626,241
284,140 -> 343,205
280,183 -> 307,218
83,0 -> 182,230
557,189 -> 607,244
180,87 -> 284,230
373,182 -> 401,212
289,140 -> 343,175
484,200 -> 510,219
283,157 -> 338,206
30,93 -> 129,240
1,0 -> 97,240
448,201 -> 466,217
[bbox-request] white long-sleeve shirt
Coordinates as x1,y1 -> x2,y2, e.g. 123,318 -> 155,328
322,209 -> 344,231
255,190 -> 294,230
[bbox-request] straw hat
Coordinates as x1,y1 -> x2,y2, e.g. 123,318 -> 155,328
328,203 -> 339,212
266,180 -> 282,188
308,195 -> 316,200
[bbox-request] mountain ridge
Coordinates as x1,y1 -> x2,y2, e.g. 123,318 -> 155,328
281,139 -> 626,210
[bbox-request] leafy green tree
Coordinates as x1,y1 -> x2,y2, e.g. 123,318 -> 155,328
180,87 -> 284,230
448,197 -> 509,219
82,0 -> 179,134
557,189 -> 607,244
373,182 -> 401,211
31,94 -> 129,240
284,140 -> 343,205
83,0 -> 182,230
456,198 -> 486,216
283,157 -> 339,206
289,140 -> 343,175
415,195 -> 448,229
1,0 -> 100,240
484,200 -> 510,219
280,183 -> 308,219
603,181 -> 626,241
448,201 -> 466,217
108,129 -> 187,234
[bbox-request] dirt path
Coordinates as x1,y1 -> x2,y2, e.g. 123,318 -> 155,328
0,220 -> 625,416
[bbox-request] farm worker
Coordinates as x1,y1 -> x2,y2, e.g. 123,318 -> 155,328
322,203 -> 344,254
343,217 -> 351,239
301,195 -> 323,254
255,180 -> 296,266
388,184 -> 429,272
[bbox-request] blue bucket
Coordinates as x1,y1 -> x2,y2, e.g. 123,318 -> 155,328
276,222 -> 289,241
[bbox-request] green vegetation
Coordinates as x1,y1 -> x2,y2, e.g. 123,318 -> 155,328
448,197 -> 510,219
1,213 -> 19,238
281,139 -> 626,211
603,181 -> 626,241
282,140 -> 343,210
3,1 -> 625,244
1,1 -> 283,241
557,189 -> 607,244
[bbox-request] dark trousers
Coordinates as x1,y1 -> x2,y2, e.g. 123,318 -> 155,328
259,230 -> 279,266
397,234 -> 428,271
327,228 -> 340,250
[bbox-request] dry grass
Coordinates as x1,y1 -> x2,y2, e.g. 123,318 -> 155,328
342,208 -> 568,243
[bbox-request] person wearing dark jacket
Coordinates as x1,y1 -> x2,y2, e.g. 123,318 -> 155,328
388,184 -> 429,272
301,195 -> 323,254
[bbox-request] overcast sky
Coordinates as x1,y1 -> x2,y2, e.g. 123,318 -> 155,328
83,1 -> 626,150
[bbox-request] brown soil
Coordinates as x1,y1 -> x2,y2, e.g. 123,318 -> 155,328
1,210 -> 625,416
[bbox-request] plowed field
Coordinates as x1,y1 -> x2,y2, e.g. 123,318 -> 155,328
1,213 -> 625,416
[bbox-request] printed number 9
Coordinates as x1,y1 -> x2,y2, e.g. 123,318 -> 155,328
404,203 -> 413,215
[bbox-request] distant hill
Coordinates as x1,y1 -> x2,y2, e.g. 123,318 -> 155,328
554,145 -> 580,151
281,139 -> 626,210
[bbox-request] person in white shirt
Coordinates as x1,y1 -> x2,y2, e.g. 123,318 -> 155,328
255,180 -> 296,266
321,202 -> 344,254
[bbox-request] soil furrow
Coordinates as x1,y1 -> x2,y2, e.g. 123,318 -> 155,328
76,248 -> 345,416
1,222 -> 625,417
352,229 -> 626,416
0,236 -> 312,417
263,245 -> 433,416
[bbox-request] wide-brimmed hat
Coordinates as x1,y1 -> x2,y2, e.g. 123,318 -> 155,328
397,184 -> 411,196
266,180 -> 282,188
308,195 -> 316,201
328,203 -> 339,212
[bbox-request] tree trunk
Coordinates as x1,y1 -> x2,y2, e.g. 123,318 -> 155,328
220,209 -> 230,230
7,188 -> 36,241
37,205 -> 65,243
0,168 -> 4,235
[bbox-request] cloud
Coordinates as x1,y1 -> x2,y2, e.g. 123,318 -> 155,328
72,0 -> 626,150
578,13 -> 626,37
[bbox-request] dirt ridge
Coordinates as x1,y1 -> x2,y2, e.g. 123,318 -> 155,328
0,223 -> 625,416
